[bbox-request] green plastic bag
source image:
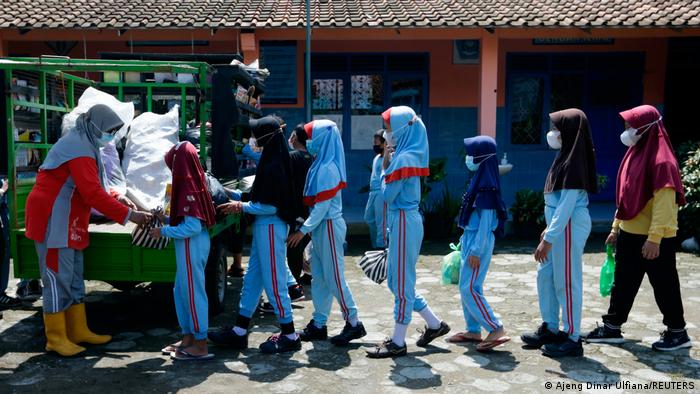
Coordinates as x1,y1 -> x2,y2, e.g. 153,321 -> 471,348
441,242 -> 462,285
599,244 -> 616,297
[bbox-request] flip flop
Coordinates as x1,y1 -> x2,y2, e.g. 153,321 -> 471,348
447,332 -> 483,344
476,336 -> 511,352
161,344 -> 179,355
171,349 -> 215,361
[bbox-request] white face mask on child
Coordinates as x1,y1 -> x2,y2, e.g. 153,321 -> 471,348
546,130 -> 562,150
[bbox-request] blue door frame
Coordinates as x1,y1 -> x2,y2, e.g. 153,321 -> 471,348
505,52 -> 644,201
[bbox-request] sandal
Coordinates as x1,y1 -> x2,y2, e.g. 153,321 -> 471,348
476,336 -> 511,352
447,332 -> 482,343
171,348 -> 215,361
161,344 -> 179,355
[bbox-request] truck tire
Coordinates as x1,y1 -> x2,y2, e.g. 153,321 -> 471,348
205,234 -> 228,316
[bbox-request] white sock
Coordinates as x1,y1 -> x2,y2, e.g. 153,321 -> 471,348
419,306 -> 441,330
349,316 -> 359,327
285,332 -> 299,340
233,326 -> 247,336
392,323 -> 409,346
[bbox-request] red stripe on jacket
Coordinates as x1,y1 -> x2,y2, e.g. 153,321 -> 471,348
384,167 -> 429,184
303,182 -> 346,207
25,157 -> 130,250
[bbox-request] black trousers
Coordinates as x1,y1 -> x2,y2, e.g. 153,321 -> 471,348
603,230 -> 686,329
287,227 -> 311,282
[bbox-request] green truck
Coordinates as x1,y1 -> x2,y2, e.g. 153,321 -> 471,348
1,57 -> 260,314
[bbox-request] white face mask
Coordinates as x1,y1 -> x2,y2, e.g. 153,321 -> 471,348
546,130 -> 562,150
383,131 -> 394,147
620,117 -> 662,147
465,153 -> 496,171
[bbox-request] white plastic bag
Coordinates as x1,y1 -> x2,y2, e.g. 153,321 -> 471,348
61,87 -> 134,141
122,106 -> 180,211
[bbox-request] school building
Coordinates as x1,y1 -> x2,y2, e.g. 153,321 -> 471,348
2,1 -> 700,216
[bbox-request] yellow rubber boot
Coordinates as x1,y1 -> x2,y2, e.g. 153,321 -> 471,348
44,311 -> 86,356
66,303 -> 112,345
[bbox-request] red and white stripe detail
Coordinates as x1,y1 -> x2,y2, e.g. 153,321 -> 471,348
396,210 -> 407,323
469,267 -> 498,331
184,239 -> 200,333
327,219 -> 350,320
382,202 -> 387,246
269,224 -> 284,319
564,220 -> 573,335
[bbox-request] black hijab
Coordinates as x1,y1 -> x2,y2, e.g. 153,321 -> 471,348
249,116 -> 300,225
544,108 -> 598,194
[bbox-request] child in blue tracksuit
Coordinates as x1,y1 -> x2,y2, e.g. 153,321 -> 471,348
242,138 -> 304,301
525,108 -> 596,358
446,136 -> 510,351
364,130 -> 388,249
288,119 -> 366,346
152,141 -> 217,361
210,116 -> 303,354
367,106 -> 449,359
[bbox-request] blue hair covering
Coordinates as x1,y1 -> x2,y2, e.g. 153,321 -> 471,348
458,136 -> 508,237
303,119 -> 347,206
383,106 -> 429,183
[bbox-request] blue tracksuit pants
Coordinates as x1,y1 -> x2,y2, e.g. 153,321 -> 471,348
537,207 -> 590,341
364,191 -> 387,249
239,221 -> 294,324
459,228 -> 502,333
310,218 -> 358,325
387,208 -> 428,325
173,229 -> 210,340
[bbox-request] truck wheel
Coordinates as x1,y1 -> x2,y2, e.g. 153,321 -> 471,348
205,235 -> 228,316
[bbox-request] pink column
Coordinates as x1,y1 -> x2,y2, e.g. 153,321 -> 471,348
479,32 -> 498,137
241,32 -> 258,64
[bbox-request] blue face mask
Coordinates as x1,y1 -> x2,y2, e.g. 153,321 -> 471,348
97,132 -> 115,147
465,153 -> 496,172
306,138 -> 317,156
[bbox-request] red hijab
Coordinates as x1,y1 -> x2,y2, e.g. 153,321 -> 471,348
616,105 -> 685,220
164,142 -> 216,228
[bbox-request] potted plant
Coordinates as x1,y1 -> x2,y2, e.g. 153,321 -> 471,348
509,189 -> 546,239
422,184 -> 462,239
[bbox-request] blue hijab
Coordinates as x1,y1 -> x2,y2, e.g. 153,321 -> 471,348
458,136 -> 508,237
383,106 -> 429,183
303,119 -> 347,206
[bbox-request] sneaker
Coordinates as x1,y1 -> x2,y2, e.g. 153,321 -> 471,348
258,301 -> 275,314
521,322 -> 562,348
207,327 -> 248,349
542,338 -> 584,358
416,321 -> 450,347
298,275 -> 312,286
652,330 -> 692,351
298,320 -> 328,342
330,321 -> 367,346
259,334 -> 302,354
366,339 -> 407,359
0,293 -> 21,309
584,322 -> 624,344
27,279 -> 42,296
288,284 -> 305,302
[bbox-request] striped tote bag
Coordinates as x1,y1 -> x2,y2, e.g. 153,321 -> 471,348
357,249 -> 388,284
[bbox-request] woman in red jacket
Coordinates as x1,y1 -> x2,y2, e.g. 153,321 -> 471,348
25,104 -> 151,356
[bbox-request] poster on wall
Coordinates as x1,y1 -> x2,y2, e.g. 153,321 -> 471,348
350,115 -> 384,150
312,114 -> 343,133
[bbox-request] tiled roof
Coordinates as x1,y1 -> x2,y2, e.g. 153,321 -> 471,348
2,0 -> 700,29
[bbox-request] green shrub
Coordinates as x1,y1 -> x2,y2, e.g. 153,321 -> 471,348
679,143 -> 700,240
509,189 -> 545,226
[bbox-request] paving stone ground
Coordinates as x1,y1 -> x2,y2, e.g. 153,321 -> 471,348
0,234 -> 698,393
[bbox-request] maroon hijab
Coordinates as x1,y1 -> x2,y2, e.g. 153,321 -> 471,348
164,142 -> 216,228
616,105 -> 685,220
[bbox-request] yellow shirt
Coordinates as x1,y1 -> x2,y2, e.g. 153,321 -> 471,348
611,187 -> 678,244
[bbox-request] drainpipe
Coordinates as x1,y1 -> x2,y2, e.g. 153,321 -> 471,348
305,0 -> 312,122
